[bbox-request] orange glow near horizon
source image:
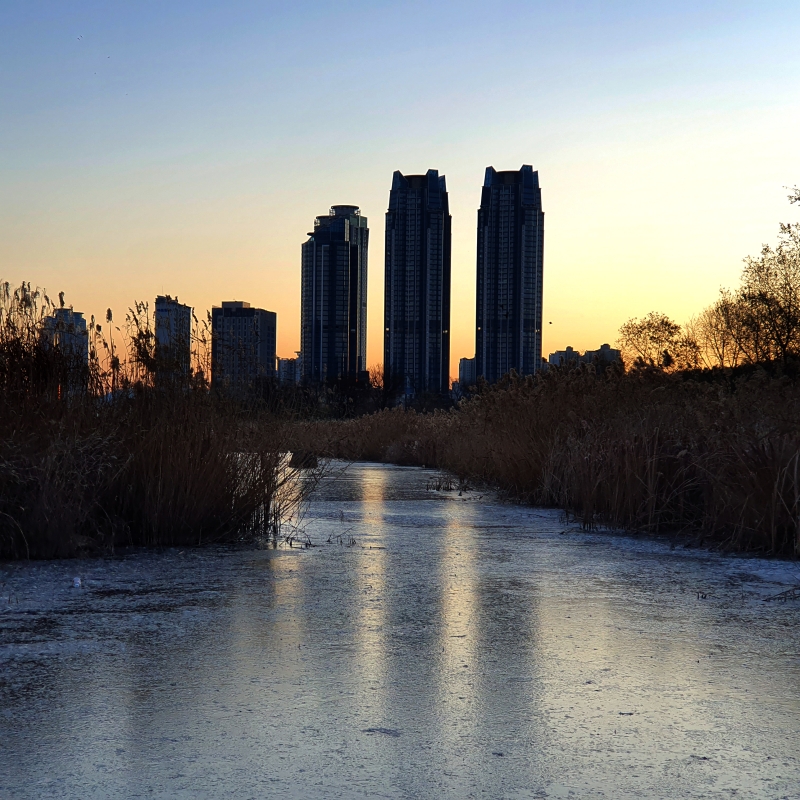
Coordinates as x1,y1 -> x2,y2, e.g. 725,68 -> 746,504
2,3 -> 800,379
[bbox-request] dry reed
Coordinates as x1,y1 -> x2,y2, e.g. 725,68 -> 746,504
0,282 -> 317,559
292,367 -> 800,556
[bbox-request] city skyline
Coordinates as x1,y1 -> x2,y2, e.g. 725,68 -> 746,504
2,2 -> 800,378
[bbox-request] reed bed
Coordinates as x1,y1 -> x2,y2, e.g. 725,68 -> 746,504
0,282 -> 316,559
292,367 -> 800,556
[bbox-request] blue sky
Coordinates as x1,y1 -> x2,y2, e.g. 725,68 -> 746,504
2,1 -> 800,369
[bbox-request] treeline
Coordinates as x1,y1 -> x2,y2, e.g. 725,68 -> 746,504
618,188 -> 800,371
0,283 -> 311,560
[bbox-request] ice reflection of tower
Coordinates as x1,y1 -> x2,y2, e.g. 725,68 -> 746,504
436,502 -> 546,774
352,465 -> 389,694
436,508 -> 481,764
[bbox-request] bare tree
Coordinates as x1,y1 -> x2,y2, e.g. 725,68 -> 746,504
618,312 -> 699,371
737,222 -> 800,364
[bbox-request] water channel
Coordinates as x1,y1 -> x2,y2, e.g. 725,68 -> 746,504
1,462 -> 799,798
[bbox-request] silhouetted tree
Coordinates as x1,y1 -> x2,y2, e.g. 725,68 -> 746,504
617,312 -> 699,371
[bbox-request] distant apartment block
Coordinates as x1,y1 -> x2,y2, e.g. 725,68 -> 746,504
547,345 -> 581,367
476,165 -> 544,383
301,205 -> 369,383
458,356 -> 477,388
384,170 -> 451,396
548,343 -> 621,367
277,354 -> 301,385
584,343 -> 621,365
155,295 -> 192,378
42,308 -> 89,367
211,301 -> 277,388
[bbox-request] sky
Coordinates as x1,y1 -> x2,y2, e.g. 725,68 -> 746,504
2,0 -> 800,377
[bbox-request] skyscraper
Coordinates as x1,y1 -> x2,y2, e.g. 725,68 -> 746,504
475,165 -> 544,383
301,205 -> 369,383
211,301 -> 277,389
384,170 -> 451,396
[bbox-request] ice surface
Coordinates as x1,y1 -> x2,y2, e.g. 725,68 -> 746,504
1,462 -> 799,799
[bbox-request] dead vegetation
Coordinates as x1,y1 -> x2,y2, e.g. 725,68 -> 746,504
291,366 -> 800,556
0,281 -> 315,559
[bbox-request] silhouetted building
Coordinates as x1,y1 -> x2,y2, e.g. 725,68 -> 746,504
476,165 -> 544,383
458,356 -> 477,388
583,343 -> 621,366
548,346 -> 580,367
384,170 -> 451,396
301,205 -> 369,383
42,308 -> 88,367
547,343 -> 622,369
155,295 -> 191,379
41,308 -> 89,396
211,301 -> 276,388
277,355 -> 300,385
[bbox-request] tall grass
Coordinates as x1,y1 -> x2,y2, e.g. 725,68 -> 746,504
292,366 -> 800,556
0,282 -> 316,559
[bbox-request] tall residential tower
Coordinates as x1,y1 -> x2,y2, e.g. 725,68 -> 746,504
301,206 -> 369,383
384,169 -> 451,396
475,165 -> 544,383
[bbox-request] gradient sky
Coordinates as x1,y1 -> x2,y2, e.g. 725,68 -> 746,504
2,1 -> 800,377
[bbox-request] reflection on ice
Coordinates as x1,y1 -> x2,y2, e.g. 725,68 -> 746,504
1,462 -> 799,799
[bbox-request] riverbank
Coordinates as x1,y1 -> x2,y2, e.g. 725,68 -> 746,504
291,367 -> 800,557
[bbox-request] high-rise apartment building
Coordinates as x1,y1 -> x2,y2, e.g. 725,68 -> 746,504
384,170 -> 451,396
277,354 -> 301,385
211,301 -> 277,389
458,356 -> 477,388
155,295 -> 192,379
42,308 -> 89,367
301,205 -> 369,383
475,165 -> 544,383
41,307 -> 89,395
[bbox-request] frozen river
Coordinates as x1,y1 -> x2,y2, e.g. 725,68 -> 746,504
1,462 -> 799,799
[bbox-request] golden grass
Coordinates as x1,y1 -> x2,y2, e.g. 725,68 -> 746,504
291,367 -> 800,556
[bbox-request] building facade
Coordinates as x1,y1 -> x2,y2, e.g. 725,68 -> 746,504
547,343 -> 621,368
458,356 -> 477,388
301,205 -> 369,383
547,345 -> 580,367
155,295 -> 192,379
475,165 -> 544,383
211,301 -> 277,388
42,308 -> 89,367
277,355 -> 301,385
384,169 -> 451,396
